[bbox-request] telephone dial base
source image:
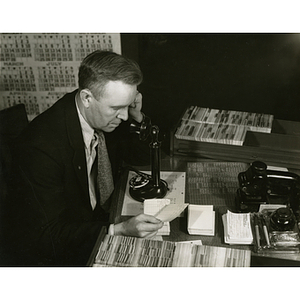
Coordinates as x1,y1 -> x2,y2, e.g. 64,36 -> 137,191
129,175 -> 168,202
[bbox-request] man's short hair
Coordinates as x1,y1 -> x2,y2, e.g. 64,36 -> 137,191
78,51 -> 143,98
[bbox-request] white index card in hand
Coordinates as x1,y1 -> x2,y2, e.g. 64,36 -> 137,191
144,198 -> 171,216
144,198 -> 188,223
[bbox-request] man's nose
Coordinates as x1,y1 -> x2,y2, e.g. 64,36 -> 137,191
117,108 -> 128,121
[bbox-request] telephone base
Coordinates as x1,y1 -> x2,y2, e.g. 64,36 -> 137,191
129,179 -> 168,202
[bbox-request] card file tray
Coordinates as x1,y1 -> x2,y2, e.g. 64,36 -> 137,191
170,118 -> 300,170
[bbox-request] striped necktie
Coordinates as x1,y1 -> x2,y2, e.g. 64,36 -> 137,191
95,130 -> 114,207
89,133 -> 98,210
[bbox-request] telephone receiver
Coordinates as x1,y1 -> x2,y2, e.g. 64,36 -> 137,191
237,161 -> 300,214
128,115 -> 168,202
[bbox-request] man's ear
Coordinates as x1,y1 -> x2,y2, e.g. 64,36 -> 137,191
79,89 -> 93,108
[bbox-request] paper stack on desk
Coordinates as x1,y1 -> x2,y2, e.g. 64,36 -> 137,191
188,205 -> 215,236
222,210 -> 253,244
93,234 -> 251,267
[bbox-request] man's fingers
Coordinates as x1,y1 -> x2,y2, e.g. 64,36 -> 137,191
137,213 -> 162,223
141,231 -> 159,239
129,92 -> 142,108
135,92 -> 142,102
136,220 -> 164,233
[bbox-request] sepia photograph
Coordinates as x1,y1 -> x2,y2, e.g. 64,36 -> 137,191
0,2 -> 299,299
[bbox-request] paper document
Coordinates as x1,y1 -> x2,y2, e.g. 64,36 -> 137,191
144,198 -> 188,235
122,171 -> 186,216
176,240 -> 202,246
144,198 -> 188,223
259,204 -> 286,213
267,166 -> 288,172
144,198 -> 171,217
222,210 -> 253,244
94,234 -> 251,267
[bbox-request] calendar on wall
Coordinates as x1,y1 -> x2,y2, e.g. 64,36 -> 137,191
0,33 -> 121,120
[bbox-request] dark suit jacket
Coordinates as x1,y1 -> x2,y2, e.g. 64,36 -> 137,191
7,90 -> 150,266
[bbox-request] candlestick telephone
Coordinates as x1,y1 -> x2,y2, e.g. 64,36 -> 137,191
128,114 -> 168,202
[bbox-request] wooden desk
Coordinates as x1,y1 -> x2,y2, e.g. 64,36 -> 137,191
93,155 -> 300,267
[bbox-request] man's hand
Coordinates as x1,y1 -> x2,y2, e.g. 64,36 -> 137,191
114,214 -> 164,238
129,91 -> 143,123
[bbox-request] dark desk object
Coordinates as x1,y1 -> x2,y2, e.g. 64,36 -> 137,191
104,155 -> 300,267
171,118 -> 300,170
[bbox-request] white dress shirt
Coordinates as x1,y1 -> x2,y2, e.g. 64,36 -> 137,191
75,101 -> 98,210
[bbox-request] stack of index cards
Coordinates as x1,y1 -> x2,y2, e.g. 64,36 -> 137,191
188,205 -> 215,236
222,210 -> 253,244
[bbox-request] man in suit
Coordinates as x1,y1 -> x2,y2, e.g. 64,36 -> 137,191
7,50 -> 163,266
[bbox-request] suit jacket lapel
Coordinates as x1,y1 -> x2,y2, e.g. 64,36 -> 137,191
64,92 -> 90,205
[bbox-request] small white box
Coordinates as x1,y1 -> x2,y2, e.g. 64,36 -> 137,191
188,204 -> 215,236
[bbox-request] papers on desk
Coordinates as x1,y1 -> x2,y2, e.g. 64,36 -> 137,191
93,234 -> 251,267
222,210 -> 253,245
258,204 -> 286,213
144,198 -> 188,235
122,171 -> 186,216
187,205 -> 215,236
177,240 -> 202,246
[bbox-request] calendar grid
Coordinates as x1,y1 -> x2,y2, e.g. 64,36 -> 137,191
0,33 -> 121,120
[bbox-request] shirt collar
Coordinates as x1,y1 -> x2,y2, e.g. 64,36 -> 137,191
75,99 -> 95,151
